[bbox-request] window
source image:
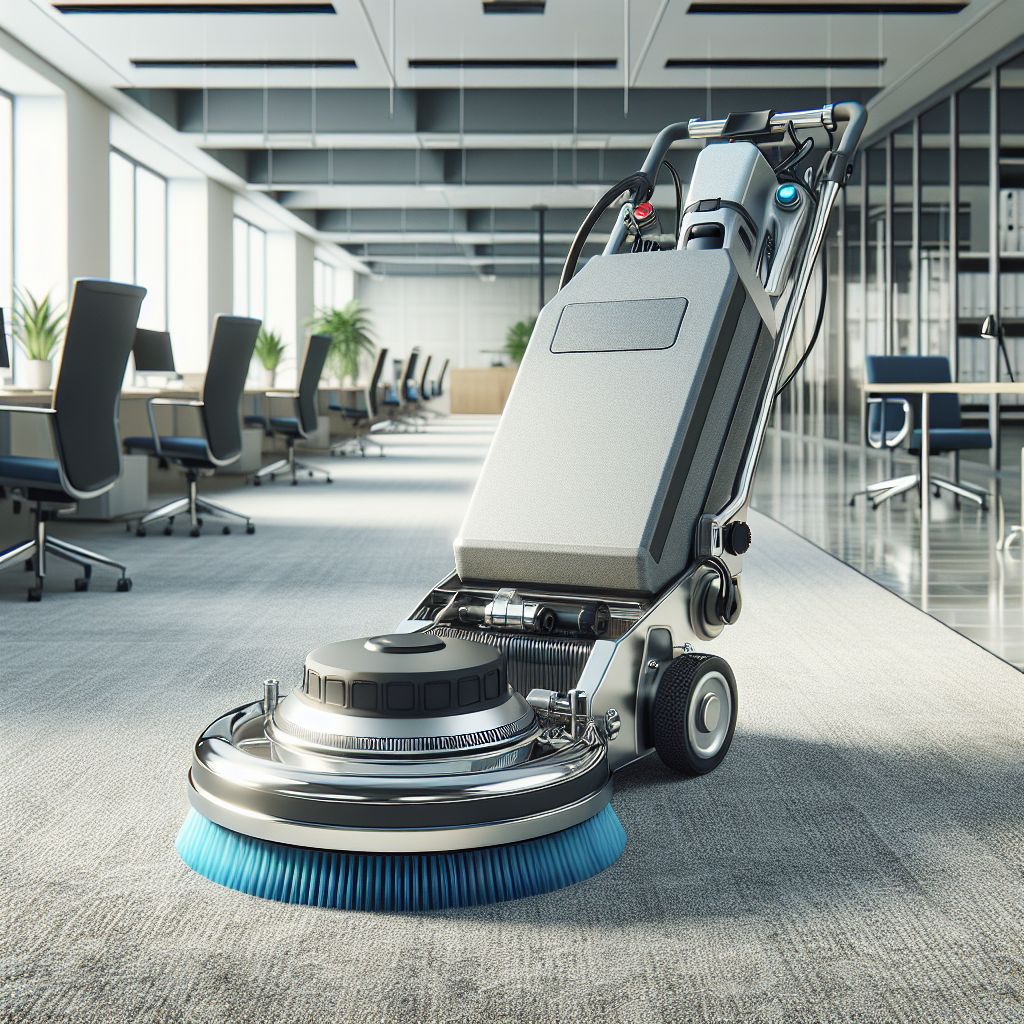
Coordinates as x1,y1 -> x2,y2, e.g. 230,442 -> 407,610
314,257 -> 334,311
233,217 -> 266,321
109,150 -> 167,331
0,90 -> 12,377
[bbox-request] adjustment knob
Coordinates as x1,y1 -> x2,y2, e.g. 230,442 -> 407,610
724,521 -> 752,556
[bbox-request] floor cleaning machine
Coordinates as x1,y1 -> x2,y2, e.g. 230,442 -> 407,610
177,101 -> 867,911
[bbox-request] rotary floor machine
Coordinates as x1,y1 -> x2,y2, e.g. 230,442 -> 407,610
177,101 -> 867,910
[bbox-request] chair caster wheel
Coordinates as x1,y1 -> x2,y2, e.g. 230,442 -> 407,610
291,480 -> 298,486
308,471 -> 314,478
24,559 -> 32,571
125,522 -> 132,532
197,517 -> 204,526
246,523 -> 255,534
75,578 -> 89,592
27,587 -> 42,602
326,478 -> 333,484
190,528 -> 200,538
223,526 -> 231,535
253,478 -> 262,486
136,527 -> 147,537
163,526 -> 173,536
116,577 -> 133,592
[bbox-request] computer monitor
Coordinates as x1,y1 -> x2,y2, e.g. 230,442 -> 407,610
132,329 -> 175,373
0,307 -> 9,369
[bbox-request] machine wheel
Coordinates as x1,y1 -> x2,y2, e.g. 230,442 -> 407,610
27,587 -> 42,601
246,523 -> 255,534
190,527 -> 201,538
222,526 -> 231,535
74,578 -> 89,592
653,653 -> 737,776
136,526 -> 147,537
116,577 -> 133,592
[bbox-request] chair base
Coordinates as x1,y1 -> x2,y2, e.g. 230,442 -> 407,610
850,472 -> 988,510
331,433 -> 385,458
0,503 -> 131,600
137,470 -> 255,536
254,440 -> 332,485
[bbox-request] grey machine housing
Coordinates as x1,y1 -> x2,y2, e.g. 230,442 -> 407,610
454,141 -> 795,595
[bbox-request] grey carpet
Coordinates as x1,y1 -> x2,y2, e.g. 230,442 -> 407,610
2,416 -> 1023,1023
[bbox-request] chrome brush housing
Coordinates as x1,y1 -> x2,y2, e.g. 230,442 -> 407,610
187,632 -> 621,853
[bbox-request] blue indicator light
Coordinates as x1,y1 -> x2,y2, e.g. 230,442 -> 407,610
776,184 -> 800,208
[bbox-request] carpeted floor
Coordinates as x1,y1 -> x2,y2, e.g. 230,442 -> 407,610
2,415 -> 1023,1023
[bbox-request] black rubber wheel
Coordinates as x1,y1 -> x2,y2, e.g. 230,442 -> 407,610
163,526 -> 173,536
116,577 -> 133,592
246,523 -> 255,534
27,587 -> 42,601
253,478 -> 262,487
222,526 -> 231,535
136,527 -> 147,537
190,527 -> 200,538
652,653 -> 738,776
326,477 -> 333,484
196,517 -> 204,527
74,578 -> 89,592
291,480 -> 298,486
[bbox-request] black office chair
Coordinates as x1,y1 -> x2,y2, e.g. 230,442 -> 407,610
0,279 -> 145,600
432,358 -> 449,399
330,347 -> 388,457
850,355 -> 991,510
380,350 -> 419,432
125,314 -> 261,536
255,334 -> 332,486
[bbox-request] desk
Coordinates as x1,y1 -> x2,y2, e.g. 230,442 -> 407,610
863,381 -> 1024,540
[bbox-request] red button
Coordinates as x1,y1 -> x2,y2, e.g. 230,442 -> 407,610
635,203 -> 654,220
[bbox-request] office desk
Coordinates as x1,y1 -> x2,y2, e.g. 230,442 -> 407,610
863,381 -> 1024,537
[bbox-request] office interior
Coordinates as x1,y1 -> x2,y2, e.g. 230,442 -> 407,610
3,1 -> 1024,1021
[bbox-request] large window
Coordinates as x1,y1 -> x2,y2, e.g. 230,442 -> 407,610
109,150 -> 167,331
0,90 -> 13,380
314,257 -> 335,311
233,217 -> 266,321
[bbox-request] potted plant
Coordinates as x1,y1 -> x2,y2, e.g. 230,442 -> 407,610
504,317 -> 536,364
13,288 -> 66,390
311,300 -> 376,385
253,326 -> 285,389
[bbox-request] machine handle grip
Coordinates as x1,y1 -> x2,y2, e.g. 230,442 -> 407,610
822,101 -> 868,183
638,121 -> 690,195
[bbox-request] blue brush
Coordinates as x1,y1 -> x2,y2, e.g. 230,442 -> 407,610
176,804 -> 626,911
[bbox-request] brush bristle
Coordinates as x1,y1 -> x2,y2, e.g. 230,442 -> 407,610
176,804 -> 626,911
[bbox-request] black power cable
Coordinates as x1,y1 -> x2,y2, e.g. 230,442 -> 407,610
662,159 -> 683,244
775,242 -> 828,397
559,172 -> 651,290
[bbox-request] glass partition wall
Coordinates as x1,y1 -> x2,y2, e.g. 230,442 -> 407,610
777,42 -> 1024,465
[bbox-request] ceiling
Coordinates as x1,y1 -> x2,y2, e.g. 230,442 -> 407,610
2,0 -> 1016,275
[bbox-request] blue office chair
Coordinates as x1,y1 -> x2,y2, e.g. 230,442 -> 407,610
254,333 -> 332,485
850,355 -> 991,510
0,279 -> 145,600
125,314 -> 261,536
330,346 -> 388,457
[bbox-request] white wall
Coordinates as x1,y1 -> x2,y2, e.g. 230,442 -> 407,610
266,229 -> 315,387
356,274 -> 555,375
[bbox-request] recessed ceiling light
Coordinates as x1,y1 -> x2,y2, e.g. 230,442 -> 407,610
482,0 -> 545,12
686,0 -> 966,11
131,58 -> 355,66
665,57 -> 886,67
409,58 -> 616,69
55,1 -> 335,13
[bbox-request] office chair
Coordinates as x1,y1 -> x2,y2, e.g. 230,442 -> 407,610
330,347 -> 388,457
432,358 -> 449,400
380,350 -> 420,432
0,306 -> 9,375
254,334 -> 333,485
0,279 -> 145,600
125,315 -> 261,536
850,355 -> 991,510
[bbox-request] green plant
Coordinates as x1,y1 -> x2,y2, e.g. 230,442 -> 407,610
13,288 -> 66,362
253,327 -> 286,372
310,300 -> 376,383
504,317 -> 536,364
